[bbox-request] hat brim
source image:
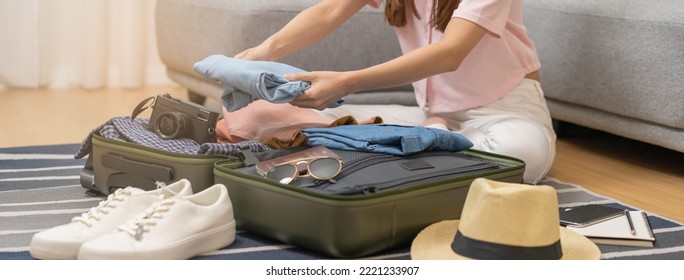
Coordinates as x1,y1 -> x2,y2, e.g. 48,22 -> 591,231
410,220 -> 601,260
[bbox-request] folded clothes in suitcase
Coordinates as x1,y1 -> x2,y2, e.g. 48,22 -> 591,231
213,146 -> 525,258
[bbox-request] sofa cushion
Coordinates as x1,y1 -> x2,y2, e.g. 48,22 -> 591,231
524,0 -> 684,129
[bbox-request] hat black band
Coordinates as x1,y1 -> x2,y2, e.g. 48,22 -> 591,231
451,230 -> 563,260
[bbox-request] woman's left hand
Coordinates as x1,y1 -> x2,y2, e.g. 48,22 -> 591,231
285,71 -> 354,111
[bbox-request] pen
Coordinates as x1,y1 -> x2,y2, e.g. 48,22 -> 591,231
626,210 -> 636,235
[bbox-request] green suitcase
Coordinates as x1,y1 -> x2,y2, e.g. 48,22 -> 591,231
213,147 -> 525,258
80,134 -> 240,195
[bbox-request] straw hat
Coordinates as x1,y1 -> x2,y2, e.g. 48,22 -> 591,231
411,178 -> 601,260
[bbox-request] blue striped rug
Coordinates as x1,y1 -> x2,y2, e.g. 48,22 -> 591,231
2,144 -> 683,260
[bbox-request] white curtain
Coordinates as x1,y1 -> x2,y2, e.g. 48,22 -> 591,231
0,0 -> 172,90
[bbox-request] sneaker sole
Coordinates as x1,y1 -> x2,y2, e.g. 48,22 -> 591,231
78,221 -> 237,260
30,239 -> 81,260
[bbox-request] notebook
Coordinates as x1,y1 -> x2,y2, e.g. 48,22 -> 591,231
566,210 -> 655,247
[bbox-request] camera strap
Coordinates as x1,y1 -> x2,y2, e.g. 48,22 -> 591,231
130,96 -> 156,120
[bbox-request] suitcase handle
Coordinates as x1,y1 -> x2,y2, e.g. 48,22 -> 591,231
102,153 -> 173,182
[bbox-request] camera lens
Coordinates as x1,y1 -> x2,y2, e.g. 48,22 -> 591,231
154,112 -> 188,139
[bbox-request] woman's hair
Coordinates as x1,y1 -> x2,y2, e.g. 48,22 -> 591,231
384,0 -> 460,32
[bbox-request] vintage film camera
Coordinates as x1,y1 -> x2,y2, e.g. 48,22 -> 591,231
147,94 -> 220,144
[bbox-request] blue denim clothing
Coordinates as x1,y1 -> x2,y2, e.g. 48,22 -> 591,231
194,54 -> 344,112
301,124 -> 473,156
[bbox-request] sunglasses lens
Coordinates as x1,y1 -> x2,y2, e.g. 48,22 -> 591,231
308,158 -> 342,179
266,164 -> 297,184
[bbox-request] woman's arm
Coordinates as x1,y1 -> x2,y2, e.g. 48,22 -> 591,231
348,18 -> 487,92
235,0 -> 371,61
288,18 -> 488,110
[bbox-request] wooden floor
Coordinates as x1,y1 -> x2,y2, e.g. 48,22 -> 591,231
2,86 -> 683,223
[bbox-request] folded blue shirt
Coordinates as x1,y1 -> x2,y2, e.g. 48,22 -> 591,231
194,54 -> 344,112
301,124 -> 473,156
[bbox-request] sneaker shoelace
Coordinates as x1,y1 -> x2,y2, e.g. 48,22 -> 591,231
117,181 -> 189,241
118,198 -> 176,241
72,187 -> 133,227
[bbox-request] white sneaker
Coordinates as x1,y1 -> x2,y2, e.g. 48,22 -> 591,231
77,184 -> 236,260
29,179 -> 193,260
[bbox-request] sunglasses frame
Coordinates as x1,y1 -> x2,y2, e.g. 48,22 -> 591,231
264,156 -> 343,184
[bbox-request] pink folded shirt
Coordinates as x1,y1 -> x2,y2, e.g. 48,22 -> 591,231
369,0 -> 541,113
217,100 -> 381,144
217,100 -> 335,143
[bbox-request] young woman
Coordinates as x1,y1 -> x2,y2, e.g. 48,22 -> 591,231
234,0 -> 555,184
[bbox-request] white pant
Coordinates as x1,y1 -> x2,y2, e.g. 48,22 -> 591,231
317,79 -> 556,184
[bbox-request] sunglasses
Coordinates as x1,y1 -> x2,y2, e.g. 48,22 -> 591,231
262,156 -> 343,184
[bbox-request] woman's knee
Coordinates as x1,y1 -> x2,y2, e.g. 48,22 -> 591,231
466,118 -> 556,184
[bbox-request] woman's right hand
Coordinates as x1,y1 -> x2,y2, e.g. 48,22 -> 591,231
234,43 -> 273,61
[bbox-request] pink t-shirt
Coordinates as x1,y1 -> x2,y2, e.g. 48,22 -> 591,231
369,0 -> 541,113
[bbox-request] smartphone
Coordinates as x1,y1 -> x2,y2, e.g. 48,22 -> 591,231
559,204 -> 626,227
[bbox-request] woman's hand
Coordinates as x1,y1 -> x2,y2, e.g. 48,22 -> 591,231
285,71 -> 355,111
234,43 -> 274,61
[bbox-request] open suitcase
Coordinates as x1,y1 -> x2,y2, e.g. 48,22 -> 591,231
214,147 -> 525,258
79,93 -> 243,196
